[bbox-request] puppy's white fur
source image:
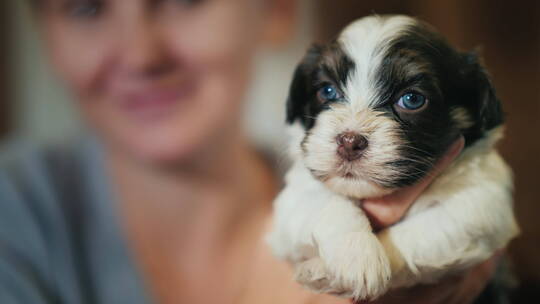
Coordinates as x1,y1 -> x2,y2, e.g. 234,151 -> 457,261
268,15 -> 519,300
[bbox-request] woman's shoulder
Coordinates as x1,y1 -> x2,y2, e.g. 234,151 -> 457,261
0,137 -> 96,259
0,138 -> 152,303
0,138 -> 92,217
0,138 -> 99,302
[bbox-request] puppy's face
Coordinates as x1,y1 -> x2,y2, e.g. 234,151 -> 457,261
287,15 -> 503,198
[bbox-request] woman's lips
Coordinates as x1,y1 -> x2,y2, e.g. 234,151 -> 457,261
119,84 -> 195,122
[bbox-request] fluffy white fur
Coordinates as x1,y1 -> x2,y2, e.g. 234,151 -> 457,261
267,15 -> 519,301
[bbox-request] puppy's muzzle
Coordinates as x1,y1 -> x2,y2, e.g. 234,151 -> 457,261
336,132 -> 368,161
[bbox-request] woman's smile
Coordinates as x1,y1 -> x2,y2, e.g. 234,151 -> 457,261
118,82 -> 197,123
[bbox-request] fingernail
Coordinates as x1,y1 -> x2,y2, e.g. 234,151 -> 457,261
449,136 -> 465,157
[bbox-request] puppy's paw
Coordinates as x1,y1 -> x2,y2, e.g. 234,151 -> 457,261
295,257 -> 359,297
323,232 -> 392,300
295,257 -> 334,293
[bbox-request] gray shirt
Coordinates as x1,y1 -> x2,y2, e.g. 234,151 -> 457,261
0,139 -> 152,304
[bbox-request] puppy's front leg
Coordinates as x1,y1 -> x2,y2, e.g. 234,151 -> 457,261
300,195 -> 392,300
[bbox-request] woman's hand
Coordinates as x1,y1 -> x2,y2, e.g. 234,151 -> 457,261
356,136 -> 503,304
362,137 -> 464,231
355,251 -> 502,304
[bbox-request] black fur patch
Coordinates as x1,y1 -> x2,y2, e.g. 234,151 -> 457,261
286,42 -> 355,129
371,22 -> 504,187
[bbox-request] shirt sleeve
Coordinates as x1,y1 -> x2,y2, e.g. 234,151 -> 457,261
0,173 -> 57,304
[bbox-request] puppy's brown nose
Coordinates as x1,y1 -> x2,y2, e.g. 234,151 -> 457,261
336,132 -> 368,161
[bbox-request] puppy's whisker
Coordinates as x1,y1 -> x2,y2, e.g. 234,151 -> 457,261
397,143 -> 436,156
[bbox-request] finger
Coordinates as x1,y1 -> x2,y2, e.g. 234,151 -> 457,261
352,251 -> 503,304
362,136 -> 465,230
445,250 -> 504,304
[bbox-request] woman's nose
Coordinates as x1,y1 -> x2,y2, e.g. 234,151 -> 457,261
118,19 -> 172,77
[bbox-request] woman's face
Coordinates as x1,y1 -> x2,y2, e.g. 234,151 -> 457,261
38,0 -> 276,165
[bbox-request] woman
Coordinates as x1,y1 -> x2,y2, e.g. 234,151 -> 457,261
0,0 -> 501,303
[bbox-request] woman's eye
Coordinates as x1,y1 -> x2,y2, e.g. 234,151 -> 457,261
66,0 -> 103,18
317,85 -> 342,103
396,93 -> 427,111
172,0 -> 203,7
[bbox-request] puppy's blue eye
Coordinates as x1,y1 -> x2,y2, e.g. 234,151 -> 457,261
317,85 -> 342,102
396,93 -> 427,110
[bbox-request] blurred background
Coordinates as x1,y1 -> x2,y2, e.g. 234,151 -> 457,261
1,0 -> 539,300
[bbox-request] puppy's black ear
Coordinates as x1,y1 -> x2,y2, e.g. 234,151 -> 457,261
286,44 -> 322,125
459,52 -> 504,137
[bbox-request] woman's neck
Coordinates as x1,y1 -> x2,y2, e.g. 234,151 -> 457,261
103,132 -> 278,304
104,131 -> 276,247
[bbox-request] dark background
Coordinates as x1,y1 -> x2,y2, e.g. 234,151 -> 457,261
0,0 -> 11,138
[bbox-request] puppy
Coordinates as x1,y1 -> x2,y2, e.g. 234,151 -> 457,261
267,15 -> 519,301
